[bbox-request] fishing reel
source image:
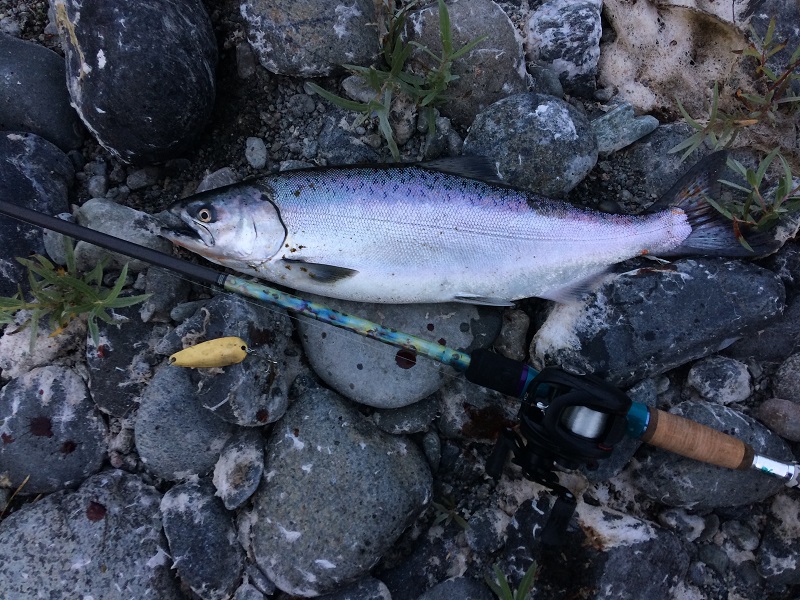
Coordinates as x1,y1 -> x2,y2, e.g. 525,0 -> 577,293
466,352 -> 631,545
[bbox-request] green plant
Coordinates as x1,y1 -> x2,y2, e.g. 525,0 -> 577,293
486,562 -> 538,600
307,0 -> 486,160
0,237 -> 150,350
431,495 -> 469,530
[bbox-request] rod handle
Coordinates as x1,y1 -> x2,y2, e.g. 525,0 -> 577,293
641,407 -> 754,470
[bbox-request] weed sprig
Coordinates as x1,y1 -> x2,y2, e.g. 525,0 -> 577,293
486,562 -> 538,600
307,0 -> 485,160
0,237 -> 150,350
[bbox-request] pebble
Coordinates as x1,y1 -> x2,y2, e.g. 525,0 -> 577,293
297,294 -> 500,408
0,365 -> 107,493
464,93 -> 598,196
0,131 -> 73,297
0,34 -> 83,151
161,479 -> 245,599
372,395 -> 439,435
248,378 -> 433,596
771,353 -> 800,399
245,136 -> 268,169
686,355 -> 752,404
532,259 -> 785,387
0,470 -> 182,598
526,0 -> 602,97
407,0 -> 528,128
196,166 -> 241,192
417,576 -> 494,600
757,493 -> 800,585
634,401 -> 793,509
126,166 -> 161,190
317,576 -> 392,600
212,428 -> 265,510
754,397 -> 800,442
590,102 -> 660,156
53,0 -> 217,163
493,308 -> 530,362
241,0 -> 378,76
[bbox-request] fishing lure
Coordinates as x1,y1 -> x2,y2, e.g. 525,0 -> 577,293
169,336 -> 249,368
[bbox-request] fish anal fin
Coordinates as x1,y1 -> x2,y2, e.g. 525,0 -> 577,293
452,293 -> 515,307
540,270 -> 612,303
281,259 -> 358,283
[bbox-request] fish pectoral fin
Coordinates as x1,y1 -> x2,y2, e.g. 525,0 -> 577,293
281,259 -> 358,283
453,293 -> 515,307
541,270 -> 613,303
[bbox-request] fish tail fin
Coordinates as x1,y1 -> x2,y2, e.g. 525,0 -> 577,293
657,151 -> 778,257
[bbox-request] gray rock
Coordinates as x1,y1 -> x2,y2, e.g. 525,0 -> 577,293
317,576 -> 392,600
422,429 -> 441,472
0,365 -> 107,494
465,507 -> 510,554
298,295 -> 499,408
590,102 -> 660,157
245,136 -> 268,169
236,42 -> 258,79
249,380 -> 433,596
0,131 -> 73,297
139,266 -> 191,323
134,364 -> 237,480
42,212 -> 77,265
657,508 -> 707,543
757,493 -> 800,585
161,479 -> 245,600
54,0 -> 217,164
532,259 -> 785,387
0,470 -> 181,598
527,62 -> 565,98
686,355 -> 752,405
196,167 -> 241,192
526,0 -> 602,97
241,0 -> 378,77
494,308 -> 530,362
406,0 -> 528,128
634,401 -> 793,509
156,294 -> 302,426
126,166 -> 161,190
417,576 -> 494,600
86,174 -> 109,197
233,582 -> 267,600
316,109 -> 380,164
213,428 -> 265,510
464,93 -> 597,196
372,396 -> 440,434
422,114 -> 463,159
724,295 -> 800,363
755,398 -> 800,442
73,198 -> 173,272
0,33 -> 83,151
436,376 -> 518,441
86,303 -> 165,417
771,353 -> 800,400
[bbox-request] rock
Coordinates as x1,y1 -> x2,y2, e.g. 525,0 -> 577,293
658,508 -> 708,543
0,33 -> 83,151
634,401 -> 793,509
196,167 -> 240,192
53,0 -> 217,164
241,0 -> 378,77
139,266 -> 191,323
686,356 -> 752,405
436,376 -> 518,442
134,364 -> 237,480
417,576 -> 494,600
372,396 -> 439,435
0,131 -> 73,297
724,295 -> 800,364
771,353 -> 800,400
406,0 -> 528,128
297,295 -> 500,408
316,576 -> 392,600
213,428 -> 265,510
73,198 -> 173,272
531,259 -> 785,387
248,379 -> 432,596
464,93 -> 597,196
126,166 -> 161,190
161,479 -> 245,600
245,136 -> 268,169
755,398 -> 800,442
155,294 -> 302,426
757,493 -> 800,585
316,109 -> 380,164
422,429 -> 442,472
0,365 -> 107,493
42,212 -> 77,265
86,304 -> 166,417
525,0 -> 602,97
0,470 -> 181,598
493,308 -> 530,362
465,507 -> 510,554
590,102 -> 660,157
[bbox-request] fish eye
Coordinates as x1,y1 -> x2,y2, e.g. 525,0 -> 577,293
195,206 -> 215,223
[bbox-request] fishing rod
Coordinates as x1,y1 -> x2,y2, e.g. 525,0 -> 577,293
1,200 -> 797,539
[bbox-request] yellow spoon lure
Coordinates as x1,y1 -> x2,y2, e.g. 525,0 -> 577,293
169,336 -> 249,368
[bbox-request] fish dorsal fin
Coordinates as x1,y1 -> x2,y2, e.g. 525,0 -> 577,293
281,259 -> 358,283
420,156 -> 505,185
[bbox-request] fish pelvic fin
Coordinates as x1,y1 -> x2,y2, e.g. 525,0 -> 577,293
657,151 -> 779,258
281,259 -> 358,283
452,293 -> 515,307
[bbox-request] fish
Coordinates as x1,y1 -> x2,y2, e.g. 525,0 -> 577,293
160,152 -> 773,306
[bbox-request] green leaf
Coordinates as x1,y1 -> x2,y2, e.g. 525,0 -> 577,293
87,315 -> 100,346
102,293 -> 151,309
517,561 -> 539,600
438,0 -> 452,56
450,34 -> 487,60
718,178 -> 753,194
305,82 -> 373,113
704,195 -> 735,220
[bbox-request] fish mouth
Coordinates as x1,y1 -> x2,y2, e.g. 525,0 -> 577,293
156,209 -> 214,248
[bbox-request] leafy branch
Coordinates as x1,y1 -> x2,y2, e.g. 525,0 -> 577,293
307,0 -> 485,159
486,562 -> 538,600
0,237 -> 150,350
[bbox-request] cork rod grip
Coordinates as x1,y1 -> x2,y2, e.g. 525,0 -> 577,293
640,408 -> 755,470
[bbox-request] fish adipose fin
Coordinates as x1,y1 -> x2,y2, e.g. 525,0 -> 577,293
656,151 -> 779,257
281,259 -> 358,283
453,293 -> 515,307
